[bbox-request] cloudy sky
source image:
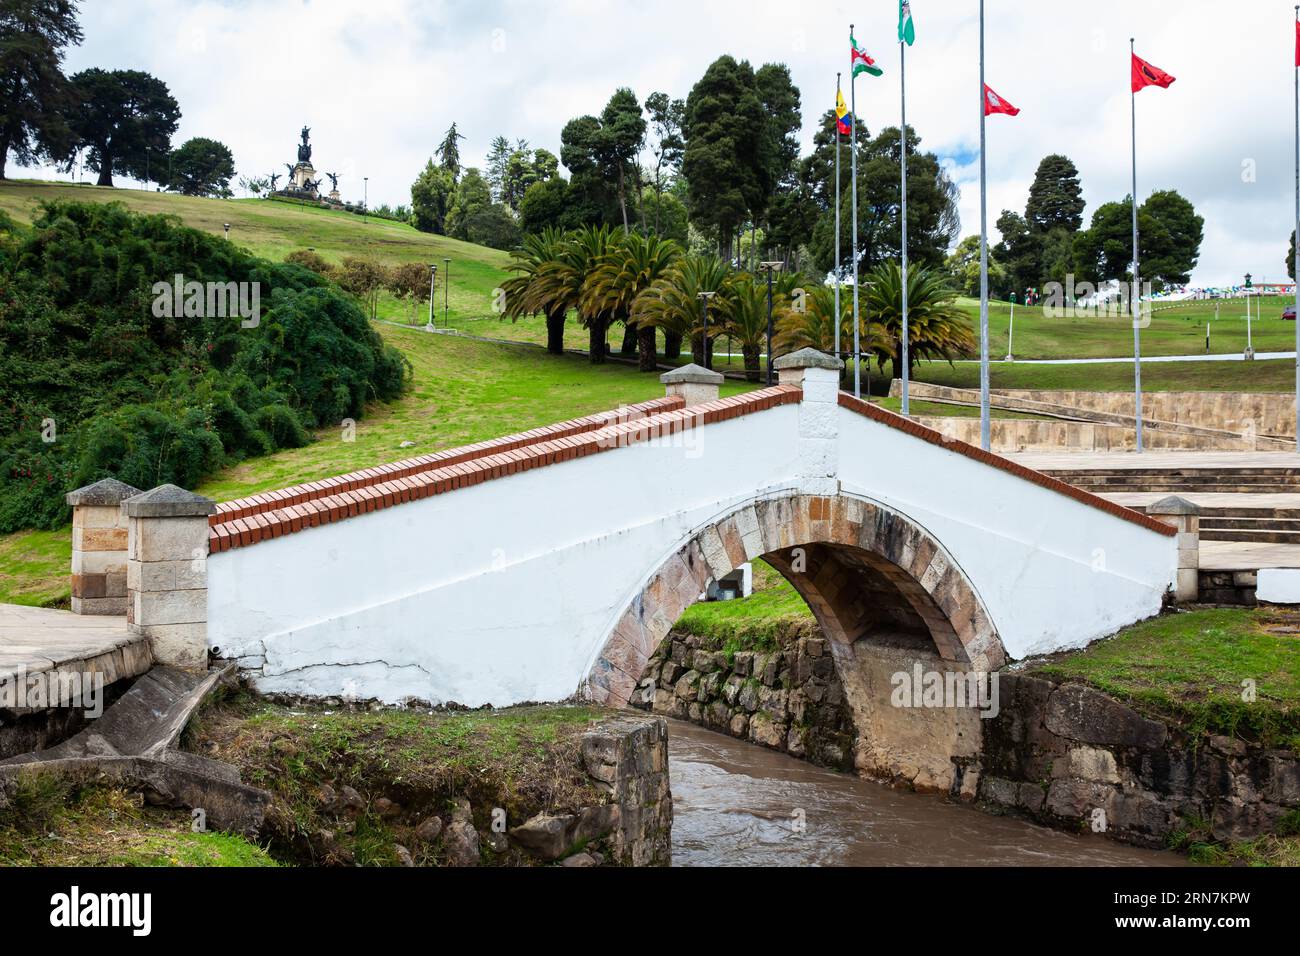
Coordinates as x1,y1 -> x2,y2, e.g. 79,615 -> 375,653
16,0 -> 1300,284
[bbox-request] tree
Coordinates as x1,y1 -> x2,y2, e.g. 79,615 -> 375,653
0,0 -> 82,179
519,177 -> 577,235
336,256 -> 386,319
410,158 -> 455,233
992,210 -> 1038,297
560,113 -> 619,227
163,137 -> 234,197
582,232 -> 680,370
808,125 -> 959,278
65,68 -> 179,186
387,261 -> 432,323
238,175 -> 269,197
1073,190 -> 1203,289
1288,230 -> 1296,281
529,225 -> 617,363
633,254 -> 732,365
640,189 -> 689,243
597,88 -> 647,232
501,228 -> 571,354
946,235 -> 1006,298
714,275 -> 776,381
464,203 -> 520,250
436,122 -> 465,180
485,135 -> 512,202
445,167 -> 491,240
751,63 -> 802,263
682,56 -> 765,261
862,262 -> 976,383
1025,154 -> 1085,234
645,92 -> 685,235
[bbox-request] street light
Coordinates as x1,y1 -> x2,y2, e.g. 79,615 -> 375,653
1004,292 -> 1017,362
759,262 -> 784,385
443,258 -> 451,328
363,177 -> 369,222
1245,272 -> 1255,361
223,223 -> 230,241
426,264 -> 438,331
698,291 -> 717,369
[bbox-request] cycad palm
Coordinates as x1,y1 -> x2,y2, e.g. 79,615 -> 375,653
715,275 -> 778,382
501,227 -> 569,355
774,284 -> 893,381
582,233 -> 681,371
632,254 -> 732,367
528,225 -> 616,363
863,262 -> 976,381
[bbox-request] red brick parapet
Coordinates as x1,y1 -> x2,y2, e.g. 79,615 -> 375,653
837,393 -> 1177,538
209,386 -> 803,552
210,395 -> 686,528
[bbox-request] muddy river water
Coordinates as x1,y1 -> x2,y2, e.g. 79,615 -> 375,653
667,719 -> 1184,867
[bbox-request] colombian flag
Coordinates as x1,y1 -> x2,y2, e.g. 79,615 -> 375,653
836,89 -> 851,135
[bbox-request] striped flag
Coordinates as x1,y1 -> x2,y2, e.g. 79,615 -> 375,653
851,30 -> 883,77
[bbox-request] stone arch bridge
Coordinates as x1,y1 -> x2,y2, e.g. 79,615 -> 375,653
71,350 -> 1185,714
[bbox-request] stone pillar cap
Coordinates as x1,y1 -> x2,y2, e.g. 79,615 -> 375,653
1146,495 -> 1201,516
66,477 -> 144,507
660,363 -> 724,385
122,484 -> 216,518
773,347 -> 844,371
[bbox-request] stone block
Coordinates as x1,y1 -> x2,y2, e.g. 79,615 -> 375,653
129,517 -> 210,563
135,621 -> 207,670
73,527 -> 128,552
131,587 -> 207,627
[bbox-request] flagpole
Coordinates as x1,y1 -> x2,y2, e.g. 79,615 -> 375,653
978,0 -> 990,450
851,25 -> 862,399
835,72 -> 842,364
900,37 -> 910,415
1130,37 -> 1144,453
1294,7 -> 1299,453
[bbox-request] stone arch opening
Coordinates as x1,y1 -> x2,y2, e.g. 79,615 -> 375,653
584,493 -> 1007,793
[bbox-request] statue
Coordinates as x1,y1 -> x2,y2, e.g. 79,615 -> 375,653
285,162 -> 295,181
304,178 -> 321,193
268,172 -> 280,191
297,125 -> 312,163
326,172 -> 339,191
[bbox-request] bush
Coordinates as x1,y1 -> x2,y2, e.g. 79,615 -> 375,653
0,200 -> 411,532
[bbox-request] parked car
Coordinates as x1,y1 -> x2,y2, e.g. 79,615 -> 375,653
1284,305 -> 1296,321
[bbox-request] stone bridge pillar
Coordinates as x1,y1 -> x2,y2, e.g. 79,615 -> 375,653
773,348 -> 845,496
66,478 -> 142,615
123,485 -> 215,670
1146,496 -> 1200,603
659,364 -> 722,407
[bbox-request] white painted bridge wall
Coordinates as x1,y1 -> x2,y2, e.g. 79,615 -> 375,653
208,387 -> 1176,706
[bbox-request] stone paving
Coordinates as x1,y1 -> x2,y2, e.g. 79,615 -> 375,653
0,604 -> 149,689
1008,451 -> 1300,471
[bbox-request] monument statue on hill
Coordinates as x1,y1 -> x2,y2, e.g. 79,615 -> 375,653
269,124 -> 343,205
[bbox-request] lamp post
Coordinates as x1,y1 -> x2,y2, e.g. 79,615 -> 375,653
443,258 -> 451,328
223,223 -> 230,241
426,264 -> 438,331
363,177 -> 369,222
698,291 -> 717,370
1004,292 -> 1016,362
1245,272 -> 1255,360
759,261 -> 784,385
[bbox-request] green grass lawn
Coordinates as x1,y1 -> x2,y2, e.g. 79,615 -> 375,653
913,357 -> 1297,393
961,295 -> 1300,361
1030,607 -> 1300,749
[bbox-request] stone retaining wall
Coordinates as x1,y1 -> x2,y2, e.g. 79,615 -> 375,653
632,630 -> 857,772
979,673 -> 1300,846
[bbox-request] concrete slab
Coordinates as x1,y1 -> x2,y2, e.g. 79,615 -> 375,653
1008,451 -> 1300,471
1200,540 -> 1300,571
0,603 -> 149,689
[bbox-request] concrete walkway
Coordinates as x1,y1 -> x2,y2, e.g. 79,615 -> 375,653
956,351 -> 1298,365
1008,451 -> 1300,470
0,604 -> 149,691
1200,540 -> 1300,571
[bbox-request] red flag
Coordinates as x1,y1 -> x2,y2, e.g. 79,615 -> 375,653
1131,53 -> 1175,92
983,83 -> 1019,117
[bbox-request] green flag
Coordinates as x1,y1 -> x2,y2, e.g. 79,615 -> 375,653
850,30 -> 883,77
899,0 -> 915,46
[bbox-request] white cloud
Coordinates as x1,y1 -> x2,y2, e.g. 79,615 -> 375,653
15,0 -> 1300,283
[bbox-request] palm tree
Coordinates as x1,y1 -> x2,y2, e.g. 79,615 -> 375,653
501,227 -> 569,354
528,225 -> 616,363
632,254 -> 732,367
774,284 -> 894,386
582,233 -> 681,371
863,262 -> 976,383
714,274 -> 778,382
